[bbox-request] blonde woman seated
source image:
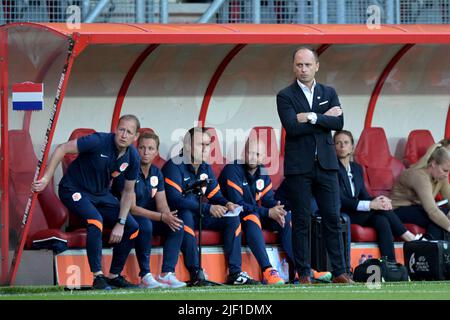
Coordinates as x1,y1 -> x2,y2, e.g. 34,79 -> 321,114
391,141 -> 450,240
334,130 -> 416,262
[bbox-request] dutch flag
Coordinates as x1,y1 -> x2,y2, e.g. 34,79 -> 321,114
12,82 -> 44,111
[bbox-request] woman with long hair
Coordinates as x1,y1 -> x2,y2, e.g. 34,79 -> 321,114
391,141 -> 450,240
334,130 -> 416,262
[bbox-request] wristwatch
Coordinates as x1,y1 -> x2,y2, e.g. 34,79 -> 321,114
307,113 -> 314,123
117,218 -> 126,225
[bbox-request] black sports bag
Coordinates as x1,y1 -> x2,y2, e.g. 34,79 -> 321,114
353,258 -> 408,282
403,240 -> 450,281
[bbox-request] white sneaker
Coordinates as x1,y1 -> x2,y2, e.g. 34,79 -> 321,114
140,273 -> 167,289
157,272 -> 187,288
414,233 -> 426,241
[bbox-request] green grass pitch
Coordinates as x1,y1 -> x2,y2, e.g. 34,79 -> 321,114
1,282 -> 450,300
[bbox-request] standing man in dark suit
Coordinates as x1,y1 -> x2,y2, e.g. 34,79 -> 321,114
276,47 -> 353,284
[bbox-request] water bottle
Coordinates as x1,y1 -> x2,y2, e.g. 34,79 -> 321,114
278,258 -> 289,283
358,254 -> 367,265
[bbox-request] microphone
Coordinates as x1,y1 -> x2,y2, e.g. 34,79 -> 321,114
184,178 -> 213,194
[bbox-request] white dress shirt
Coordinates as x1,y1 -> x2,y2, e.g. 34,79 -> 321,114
297,79 -> 317,124
346,165 -> 371,212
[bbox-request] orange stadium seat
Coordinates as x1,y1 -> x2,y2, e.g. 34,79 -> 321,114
403,129 -> 435,168
354,127 -> 405,197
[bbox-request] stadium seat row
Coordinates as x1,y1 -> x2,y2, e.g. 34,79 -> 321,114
7,126 -> 437,249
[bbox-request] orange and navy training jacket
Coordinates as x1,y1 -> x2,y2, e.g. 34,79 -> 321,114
162,154 -> 229,215
218,160 -> 277,218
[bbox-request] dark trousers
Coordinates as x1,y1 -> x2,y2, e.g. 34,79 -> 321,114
59,185 -> 138,275
263,211 -> 294,264
133,215 -> 186,276
152,219 -> 185,274
178,209 -> 243,277
395,205 -> 449,240
312,198 -> 351,273
347,210 -> 407,261
242,211 -> 293,270
133,215 -> 152,277
285,164 -> 346,277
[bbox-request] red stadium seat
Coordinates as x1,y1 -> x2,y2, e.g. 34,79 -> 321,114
62,128 -> 96,232
8,130 -> 86,249
403,129 -> 435,168
262,230 -> 279,244
350,224 -> 377,242
392,224 -> 426,241
351,222 -> 426,243
354,127 -> 405,197
205,127 -> 227,178
404,224 -> 426,236
151,235 -> 163,247
249,126 -> 283,190
62,128 -> 96,174
195,222 -> 281,246
194,230 -> 222,245
136,127 -> 166,169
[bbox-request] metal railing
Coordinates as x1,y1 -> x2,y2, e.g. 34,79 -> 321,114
215,0 -> 450,24
0,0 -> 164,24
0,0 -> 448,24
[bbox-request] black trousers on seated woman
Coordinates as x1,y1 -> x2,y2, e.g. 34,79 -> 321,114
346,210 -> 407,261
395,205 -> 449,241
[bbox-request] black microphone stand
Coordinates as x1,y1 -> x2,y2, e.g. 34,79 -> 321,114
184,181 -> 223,287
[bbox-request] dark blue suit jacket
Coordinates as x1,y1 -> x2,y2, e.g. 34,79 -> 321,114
337,161 -> 373,213
277,81 -> 344,175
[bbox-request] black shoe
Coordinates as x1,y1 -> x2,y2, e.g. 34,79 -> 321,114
106,275 -> 137,289
191,269 -> 206,281
226,271 -> 260,285
189,269 -> 211,286
92,275 -> 113,290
